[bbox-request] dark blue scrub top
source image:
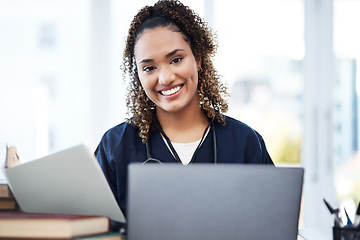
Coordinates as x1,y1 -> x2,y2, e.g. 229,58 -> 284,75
95,115 -> 273,217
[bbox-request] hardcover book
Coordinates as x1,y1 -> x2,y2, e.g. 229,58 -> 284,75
0,198 -> 19,210
0,211 -> 110,239
0,183 -> 19,211
0,183 -> 14,198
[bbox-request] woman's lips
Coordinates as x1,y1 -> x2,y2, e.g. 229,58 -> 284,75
160,85 -> 183,96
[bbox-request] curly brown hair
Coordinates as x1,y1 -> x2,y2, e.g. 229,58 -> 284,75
122,0 -> 229,143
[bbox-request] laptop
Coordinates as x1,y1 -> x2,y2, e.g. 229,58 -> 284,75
127,164 -> 304,240
2,144 -> 125,223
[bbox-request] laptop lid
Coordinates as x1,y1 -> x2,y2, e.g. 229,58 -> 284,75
3,144 -> 125,223
127,164 -> 303,240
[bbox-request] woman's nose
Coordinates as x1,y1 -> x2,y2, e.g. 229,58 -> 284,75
158,66 -> 176,85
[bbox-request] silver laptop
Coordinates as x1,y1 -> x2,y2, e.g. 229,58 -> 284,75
3,144 -> 125,223
127,164 -> 304,240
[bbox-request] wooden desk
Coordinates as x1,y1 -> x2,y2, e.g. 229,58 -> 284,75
298,228 -> 332,240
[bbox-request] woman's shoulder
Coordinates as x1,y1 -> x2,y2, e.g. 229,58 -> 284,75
219,115 -> 273,165
221,115 -> 256,133
100,121 -> 139,143
219,115 -> 265,141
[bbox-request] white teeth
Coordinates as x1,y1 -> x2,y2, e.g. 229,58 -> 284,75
161,86 -> 181,96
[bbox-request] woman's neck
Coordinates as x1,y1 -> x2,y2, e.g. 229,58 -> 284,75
156,106 -> 209,143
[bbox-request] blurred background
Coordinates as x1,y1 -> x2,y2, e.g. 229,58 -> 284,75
0,0 -> 359,230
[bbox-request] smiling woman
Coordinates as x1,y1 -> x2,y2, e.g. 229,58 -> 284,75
124,3 -> 229,143
94,0 -> 274,224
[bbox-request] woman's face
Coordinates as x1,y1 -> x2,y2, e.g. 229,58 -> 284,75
134,27 -> 201,115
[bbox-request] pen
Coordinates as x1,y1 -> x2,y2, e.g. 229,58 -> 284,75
344,208 -> 352,226
354,202 -> 360,227
323,198 -> 344,227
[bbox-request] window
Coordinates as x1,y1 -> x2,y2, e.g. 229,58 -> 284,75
333,0 -> 360,223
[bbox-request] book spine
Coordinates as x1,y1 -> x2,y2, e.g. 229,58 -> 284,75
0,198 -> 20,210
0,184 -> 14,198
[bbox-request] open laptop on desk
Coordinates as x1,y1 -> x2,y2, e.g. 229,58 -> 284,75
127,164 -> 304,240
2,144 -> 125,223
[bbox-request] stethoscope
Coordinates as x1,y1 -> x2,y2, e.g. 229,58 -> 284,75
144,117 -> 218,164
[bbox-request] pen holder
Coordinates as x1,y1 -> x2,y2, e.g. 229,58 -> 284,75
333,226 -> 360,240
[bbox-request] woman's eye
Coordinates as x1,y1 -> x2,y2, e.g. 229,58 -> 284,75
171,57 -> 183,64
143,66 -> 155,72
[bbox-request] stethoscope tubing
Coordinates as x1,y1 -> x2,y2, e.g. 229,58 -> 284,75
144,119 -> 217,164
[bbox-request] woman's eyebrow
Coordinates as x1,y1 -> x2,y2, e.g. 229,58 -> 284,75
139,49 -> 185,64
139,58 -> 153,64
165,49 -> 184,58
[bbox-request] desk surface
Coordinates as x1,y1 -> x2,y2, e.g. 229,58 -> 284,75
298,228 -> 332,240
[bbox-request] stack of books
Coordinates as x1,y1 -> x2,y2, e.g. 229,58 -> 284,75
0,211 -> 122,239
0,181 -> 19,211
0,145 -> 124,239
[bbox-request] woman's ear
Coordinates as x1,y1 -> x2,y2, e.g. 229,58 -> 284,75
196,57 -> 202,72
